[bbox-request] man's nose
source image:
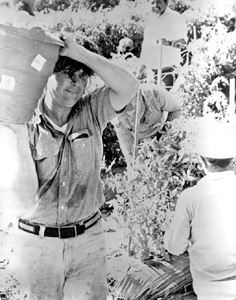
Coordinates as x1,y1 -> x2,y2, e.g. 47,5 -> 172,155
74,73 -> 82,82
71,80 -> 81,87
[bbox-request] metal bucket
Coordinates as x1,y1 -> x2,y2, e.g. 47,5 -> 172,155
0,24 -> 64,123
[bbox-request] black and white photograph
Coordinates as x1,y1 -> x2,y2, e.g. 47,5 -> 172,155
0,0 -> 236,299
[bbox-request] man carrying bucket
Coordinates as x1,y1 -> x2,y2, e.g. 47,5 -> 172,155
13,36 -> 139,299
164,119 -> 236,299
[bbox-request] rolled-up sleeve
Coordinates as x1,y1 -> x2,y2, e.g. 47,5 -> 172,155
155,86 -> 181,112
87,85 -> 117,130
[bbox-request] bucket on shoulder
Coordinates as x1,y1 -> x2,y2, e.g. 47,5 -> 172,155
0,24 -> 64,123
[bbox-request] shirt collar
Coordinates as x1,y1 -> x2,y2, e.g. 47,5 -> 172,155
159,6 -> 171,18
31,94 -> 78,136
149,6 -> 171,20
30,93 -> 45,125
30,94 -> 64,134
164,7 -> 171,14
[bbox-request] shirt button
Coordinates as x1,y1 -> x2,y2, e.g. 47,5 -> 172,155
61,181 -> 65,187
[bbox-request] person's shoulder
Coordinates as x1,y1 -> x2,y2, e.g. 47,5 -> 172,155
145,12 -> 158,25
82,85 -> 109,103
140,82 -> 160,105
180,184 -> 198,199
140,83 -> 172,104
166,7 -> 182,15
140,82 -> 155,95
178,179 -> 207,205
166,7 -> 186,20
147,83 -> 174,105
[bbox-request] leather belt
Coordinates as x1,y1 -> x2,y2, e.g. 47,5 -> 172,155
18,211 -> 101,239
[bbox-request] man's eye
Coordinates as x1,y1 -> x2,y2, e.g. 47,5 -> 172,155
79,73 -> 88,80
61,72 -> 70,78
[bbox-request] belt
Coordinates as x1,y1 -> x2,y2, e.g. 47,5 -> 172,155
18,211 -> 101,239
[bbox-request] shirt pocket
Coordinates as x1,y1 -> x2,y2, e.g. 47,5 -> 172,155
31,135 -> 60,181
68,129 -> 93,174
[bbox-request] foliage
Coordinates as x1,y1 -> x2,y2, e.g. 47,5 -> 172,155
183,1 -> 236,40
35,0 -> 120,13
35,1 -> 144,58
103,122 -> 126,168
169,0 -> 191,14
172,9 -> 236,119
103,118 -> 204,261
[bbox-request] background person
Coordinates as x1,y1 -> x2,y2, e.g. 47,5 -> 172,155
13,36 -> 139,300
111,82 -> 181,170
117,37 -> 134,55
164,119 -> 236,299
136,0 -> 188,89
116,37 -> 136,60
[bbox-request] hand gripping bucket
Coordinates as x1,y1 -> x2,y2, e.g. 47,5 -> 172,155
0,24 -> 64,123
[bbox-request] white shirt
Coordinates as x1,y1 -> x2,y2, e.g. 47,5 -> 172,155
140,7 -> 187,68
164,170 -> 236,282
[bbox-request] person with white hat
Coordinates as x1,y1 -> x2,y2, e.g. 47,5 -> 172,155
164,119 -> 236,299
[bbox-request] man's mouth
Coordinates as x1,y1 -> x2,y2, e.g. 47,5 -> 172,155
67,88 -> 80,94
152,7 -> 160,12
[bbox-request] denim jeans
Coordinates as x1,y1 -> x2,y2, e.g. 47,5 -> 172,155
12,220 -> 107,300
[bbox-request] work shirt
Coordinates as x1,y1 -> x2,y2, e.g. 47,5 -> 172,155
140,7 -> 187,69
26,86 -> 116,225
111,83 -> 181,162
164,171 -> 236,282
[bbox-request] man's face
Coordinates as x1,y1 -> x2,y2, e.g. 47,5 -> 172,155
150,0 -> 167,15
46,70 -> 88,109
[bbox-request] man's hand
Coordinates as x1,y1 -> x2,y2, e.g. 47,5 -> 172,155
172,38 -> 186,49
156,38 -> 186,49
157,38 -> 171,46
59,36 -> 87,61
136,65 -> 146,81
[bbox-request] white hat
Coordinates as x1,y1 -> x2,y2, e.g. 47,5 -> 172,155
184,118 -> 236,159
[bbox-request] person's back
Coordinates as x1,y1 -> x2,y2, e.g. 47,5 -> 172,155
164,118 -> 236,299
181,172 -> 236,282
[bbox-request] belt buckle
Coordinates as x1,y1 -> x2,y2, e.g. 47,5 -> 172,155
39,225 -> 46,238
58,225 -> 77,239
